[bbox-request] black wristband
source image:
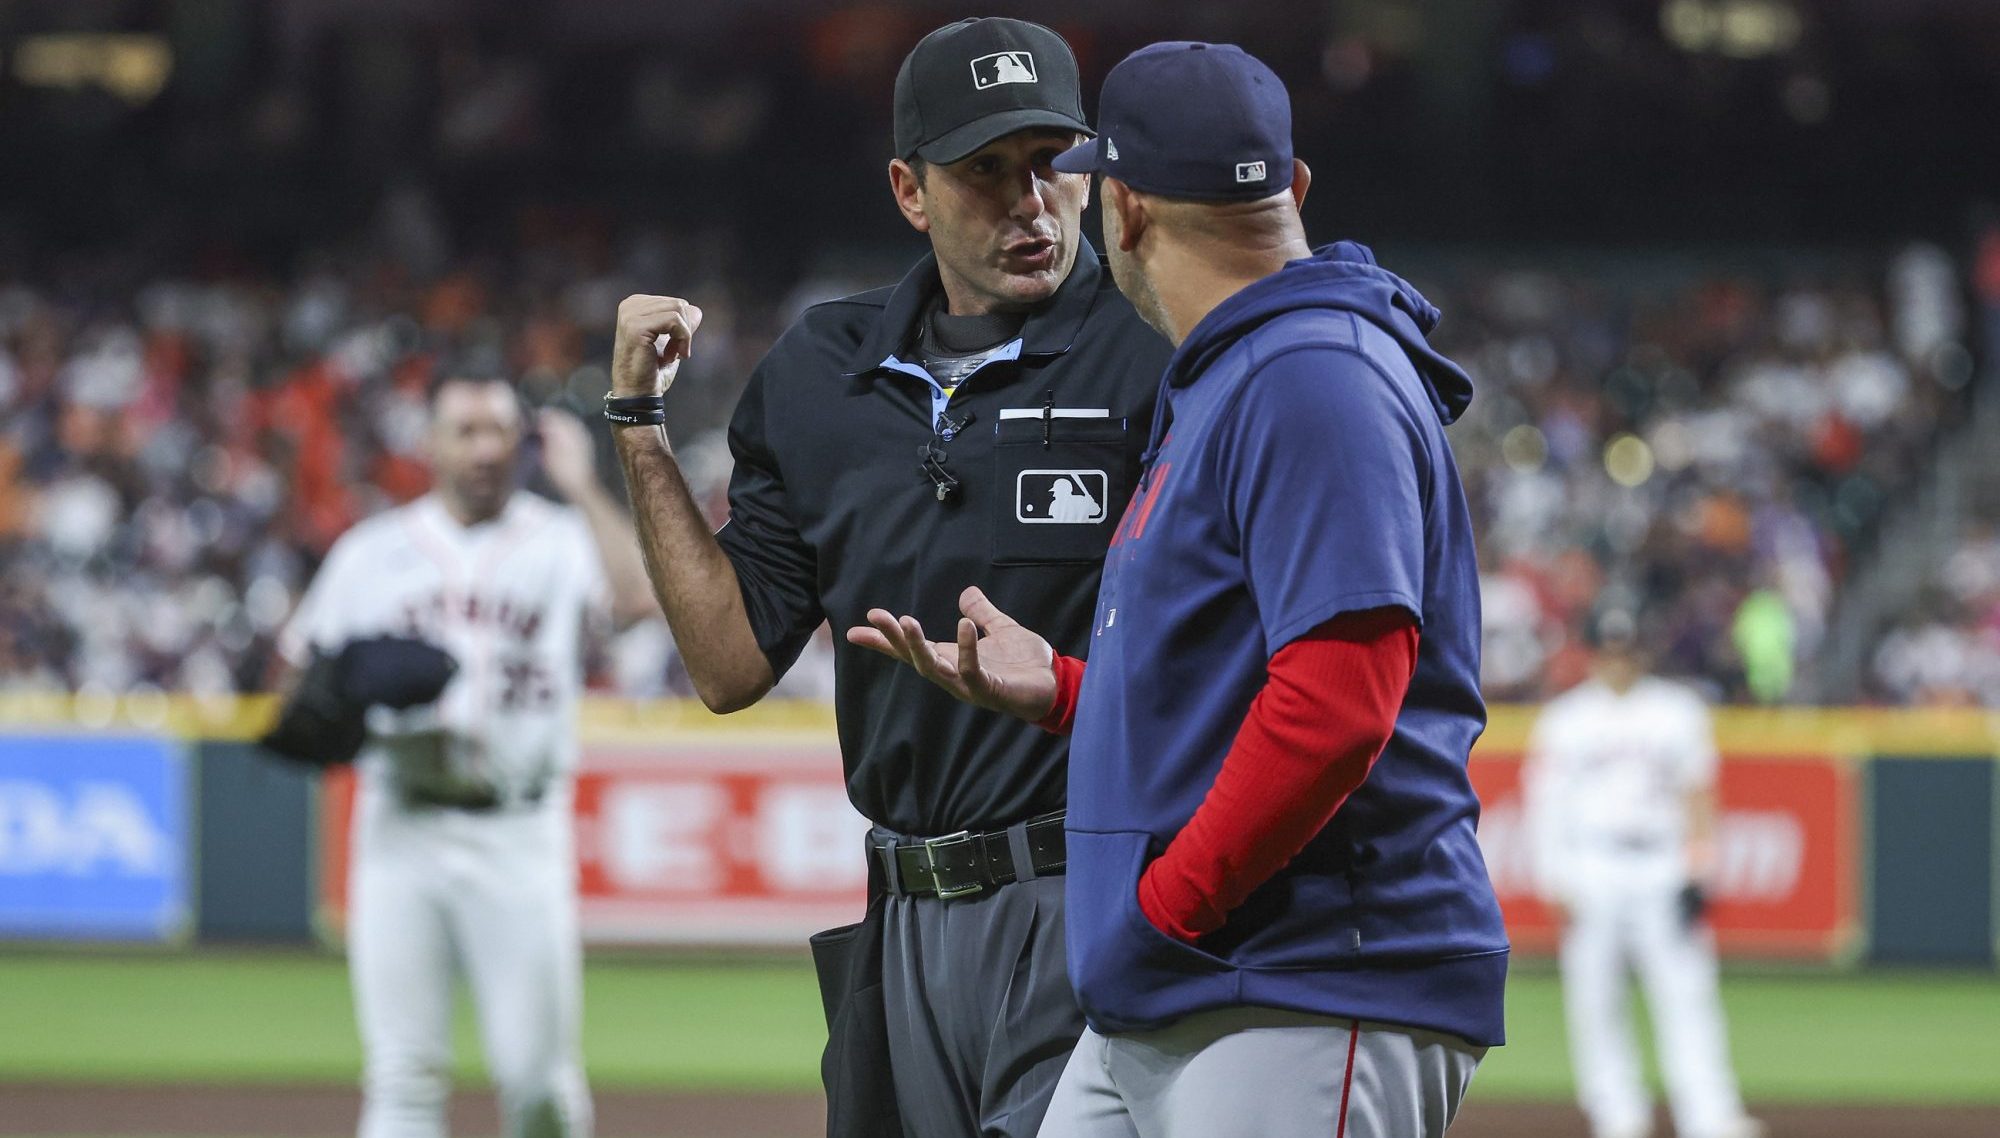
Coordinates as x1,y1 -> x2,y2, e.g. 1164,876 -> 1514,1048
603,392 -> 667,427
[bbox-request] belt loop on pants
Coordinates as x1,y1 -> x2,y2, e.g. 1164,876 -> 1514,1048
871,811 -> 1067,899
1006,820 -> 1039,884
878,831 -> 904,896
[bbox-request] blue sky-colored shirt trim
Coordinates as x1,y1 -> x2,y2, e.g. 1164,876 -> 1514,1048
879,338 -> 1024,426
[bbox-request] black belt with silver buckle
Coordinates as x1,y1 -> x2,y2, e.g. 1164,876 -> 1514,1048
873,811 -> 1067,899
405,783 -> 547,814
1611,834 -> 1667,853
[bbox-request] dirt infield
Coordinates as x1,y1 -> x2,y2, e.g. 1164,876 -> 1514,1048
0,1085 -> 817,1138
2,1084 -> 1995,1138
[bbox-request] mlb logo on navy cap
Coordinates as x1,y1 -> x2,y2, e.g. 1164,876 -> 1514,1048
972,51 -> 1038,90
1053,41 -> 1293,202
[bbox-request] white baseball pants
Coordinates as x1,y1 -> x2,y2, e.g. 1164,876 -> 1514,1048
1560,877 -> 1748,1138
349,794 -> 591,1138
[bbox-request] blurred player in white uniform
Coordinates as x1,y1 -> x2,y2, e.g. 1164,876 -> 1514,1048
280,375 -> 656,1138
1524,611 -> 1763,1138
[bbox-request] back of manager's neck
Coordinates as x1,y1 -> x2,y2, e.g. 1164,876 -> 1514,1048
1148,210 -> 1313,347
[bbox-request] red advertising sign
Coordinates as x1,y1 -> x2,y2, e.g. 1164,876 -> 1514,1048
319,738 -> 871,945
1470,752 -> 1858,958
318,730 -> 1861,954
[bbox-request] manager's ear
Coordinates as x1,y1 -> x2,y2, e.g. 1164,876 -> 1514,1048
1104,176 -> 1147,253
1290,159 -> 1313,212
889,158 -> 930,235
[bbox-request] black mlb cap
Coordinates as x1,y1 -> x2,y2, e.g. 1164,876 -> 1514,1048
894,18 -> 1093,165
1053,42 -> 1292,201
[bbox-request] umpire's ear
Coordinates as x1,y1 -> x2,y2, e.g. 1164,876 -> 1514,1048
889,158 -> 930,235
1103,176 -> 1147,253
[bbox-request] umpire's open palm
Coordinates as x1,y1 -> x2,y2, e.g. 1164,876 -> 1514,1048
846,586 -> 1057,723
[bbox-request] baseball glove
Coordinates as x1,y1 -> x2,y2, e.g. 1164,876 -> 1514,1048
259,637 -> 458,768
1677,881 -> 1710,930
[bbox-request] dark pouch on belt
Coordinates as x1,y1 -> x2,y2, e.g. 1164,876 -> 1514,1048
809,892 -> 902,1137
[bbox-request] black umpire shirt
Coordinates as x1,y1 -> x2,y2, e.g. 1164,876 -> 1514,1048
715,238 -> 1170,837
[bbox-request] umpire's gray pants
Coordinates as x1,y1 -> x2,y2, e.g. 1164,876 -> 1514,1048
884,873 -> 1084,1138
1037,1008 -> 1484,1138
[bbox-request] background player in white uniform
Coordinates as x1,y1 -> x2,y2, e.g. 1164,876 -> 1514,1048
279,374 -> 656,1138
1524,611 -> 1764,1138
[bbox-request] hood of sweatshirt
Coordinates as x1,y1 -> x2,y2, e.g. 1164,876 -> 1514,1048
1163,240 -> 1473,425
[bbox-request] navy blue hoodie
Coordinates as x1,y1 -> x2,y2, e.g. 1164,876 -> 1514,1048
1065,242 -> 1508,1046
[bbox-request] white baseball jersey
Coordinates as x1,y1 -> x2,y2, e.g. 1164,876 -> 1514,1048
283,489 -> 605,1138
1524,676 -> 1717,898
281,491 -> 608,805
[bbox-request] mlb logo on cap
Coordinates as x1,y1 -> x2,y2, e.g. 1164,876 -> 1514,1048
972,51 -> 1038,89
894,19 -> 1090,164
1052,41 -> 1294,201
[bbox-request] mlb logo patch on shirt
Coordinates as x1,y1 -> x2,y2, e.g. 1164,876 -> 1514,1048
1017,470 -> 1107,524
972,51 -> 1038,89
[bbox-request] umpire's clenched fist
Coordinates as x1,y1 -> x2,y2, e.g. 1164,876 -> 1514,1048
612,295 -> 704,397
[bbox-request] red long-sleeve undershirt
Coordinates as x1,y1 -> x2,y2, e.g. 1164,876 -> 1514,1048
1037,606 -> 1419,943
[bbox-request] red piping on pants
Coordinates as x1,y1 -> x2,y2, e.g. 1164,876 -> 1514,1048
1336,1018 -> 1360,1137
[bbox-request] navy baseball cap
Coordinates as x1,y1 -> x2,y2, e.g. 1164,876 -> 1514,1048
894,18 -> 1094,165
1052,42 -> 1292,201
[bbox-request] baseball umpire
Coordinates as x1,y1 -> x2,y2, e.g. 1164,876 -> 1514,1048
604,17 -> 1169,1138
853,42 -> 1508,1138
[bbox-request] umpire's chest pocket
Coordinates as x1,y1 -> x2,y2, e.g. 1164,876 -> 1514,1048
991,414 -> 1130,566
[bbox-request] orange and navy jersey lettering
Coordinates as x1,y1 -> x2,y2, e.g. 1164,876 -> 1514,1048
1109,462 -> 1173,548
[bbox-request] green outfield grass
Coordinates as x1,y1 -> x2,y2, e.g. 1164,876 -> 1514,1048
2,953 -> 1997,1102
0,952 -> 823,1091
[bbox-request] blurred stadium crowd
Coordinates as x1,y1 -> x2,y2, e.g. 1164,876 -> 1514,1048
2,190 -> 1991,707
1431,245 -> 1978,704
9,0 -> 2000,709
1872,523 -> 2000,706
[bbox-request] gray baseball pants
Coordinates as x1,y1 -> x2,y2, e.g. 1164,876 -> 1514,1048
1036,1007 -> 1484,1138
883,872 -> 1085,1138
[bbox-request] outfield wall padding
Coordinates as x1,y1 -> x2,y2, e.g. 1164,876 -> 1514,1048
193,743 -> 317,943
4,700 -> 2000,963
1867,757 -> 1997,967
